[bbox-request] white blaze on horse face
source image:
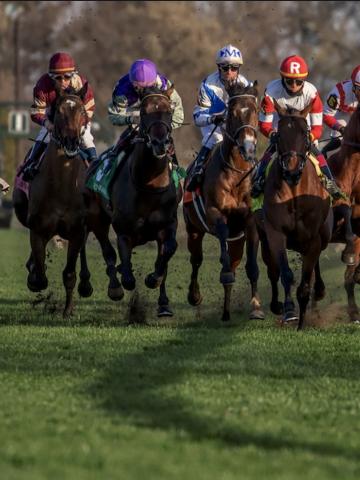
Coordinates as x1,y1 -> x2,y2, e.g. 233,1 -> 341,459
240,107 -> 249,114
66,99 -> 76,108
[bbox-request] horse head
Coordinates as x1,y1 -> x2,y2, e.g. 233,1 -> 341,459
273,100 -> 312,186
53,84 -> 89,157
139,86 -> 173,158
225,81 -> 259,163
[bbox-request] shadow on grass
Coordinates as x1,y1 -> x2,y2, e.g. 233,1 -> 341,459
86,325 -> 360,462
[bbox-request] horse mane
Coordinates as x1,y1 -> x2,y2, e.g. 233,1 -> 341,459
227,82 -> 258,98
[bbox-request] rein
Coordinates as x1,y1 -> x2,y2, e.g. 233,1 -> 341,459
343,140 -> 360,149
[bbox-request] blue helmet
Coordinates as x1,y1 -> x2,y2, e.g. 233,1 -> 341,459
216,45 -> 243,66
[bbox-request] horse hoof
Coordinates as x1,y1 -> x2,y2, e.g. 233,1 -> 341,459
283,311 -> 298,323
27,275 -> 48,292
341,251 -> 356,266
63,308 -> 73,319
122,277 -> 136,291
270,301 -> 283,315
78,282 -> 93,298
222,312 -> 230,322
157,305 -> 173,317
145,273 -> 162,289
108,286 -> 124,301
188,292 -> 202,306
313,289 -> 326,302
249,309 -> 265,320
220,272 -> 235,285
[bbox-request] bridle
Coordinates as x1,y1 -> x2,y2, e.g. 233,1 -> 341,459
52,94 -> 88,158
276,119 -> 311,186
137,93 -> 173,159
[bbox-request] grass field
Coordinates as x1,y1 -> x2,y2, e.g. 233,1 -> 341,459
1,223 -> 360,480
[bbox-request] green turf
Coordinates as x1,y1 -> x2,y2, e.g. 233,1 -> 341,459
1,226 -> 360,479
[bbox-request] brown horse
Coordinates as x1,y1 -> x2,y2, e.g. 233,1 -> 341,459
327,104 -> 360,322
107,86 -> 182,316
255,103 -> 332,330
183,83 -> 265,322
13,85 -> 95,317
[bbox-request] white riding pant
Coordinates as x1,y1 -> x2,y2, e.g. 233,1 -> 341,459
35,123 -> 95,148
200,125 -> 223,149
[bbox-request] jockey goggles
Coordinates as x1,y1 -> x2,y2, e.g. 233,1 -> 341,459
284,78 -> 304,87
219,64 -> 240,72
50,72 -> 74,81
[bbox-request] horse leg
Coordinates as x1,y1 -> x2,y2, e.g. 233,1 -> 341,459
145,226 -> 178,289
245,222 -> 265,320
265,222 -> 297,323
77,240 -> 94,298
28,230 -> 48,292
13,188 -> 28,228
259,229 -> 283,315
93,224 -> 124,301
344,238 -> 360,322
187,229 -> 205,306
62,234 -> 85,318
117,234 -> 136,290
336,205 -> 357,265
215,219 -> 234,285
313,260 -> 326,301
297,240 -> 322,331
157,267 -> 173,317
221,238 -> 245,322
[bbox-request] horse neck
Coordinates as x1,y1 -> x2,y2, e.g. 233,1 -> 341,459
131,143 -> 170,187
41,141 -> 83,186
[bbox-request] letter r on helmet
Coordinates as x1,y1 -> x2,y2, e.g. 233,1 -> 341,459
290,62 -> 300,74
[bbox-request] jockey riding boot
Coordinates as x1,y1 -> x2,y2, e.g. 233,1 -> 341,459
22,141 -> 47,181
321,137 -> 342,159
83,147 -> 98,165
319,164 -> 345,200
250,148 -> 274,198
186,145 -> 211,192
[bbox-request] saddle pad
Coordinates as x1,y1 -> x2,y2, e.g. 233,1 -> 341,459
86,150 -> 126,201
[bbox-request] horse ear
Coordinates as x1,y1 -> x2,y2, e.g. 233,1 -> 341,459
300,102 -> 313,118
273,98 -> 287,116
253,80 -> 258,88
77,82 -> 88,101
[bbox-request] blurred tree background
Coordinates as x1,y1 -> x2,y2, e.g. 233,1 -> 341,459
0,0 -> 359,180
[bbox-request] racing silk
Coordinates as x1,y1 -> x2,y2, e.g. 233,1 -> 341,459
30,73 -> 95,126
323,80 -> 358,131
108,73 -> 184,130
259,79 -> 323,140
193,71 -> 250,127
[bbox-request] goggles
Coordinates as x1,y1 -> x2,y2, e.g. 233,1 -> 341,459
219,64 -> 240,72
50,72 -> 74,81
284,77 -> 304,87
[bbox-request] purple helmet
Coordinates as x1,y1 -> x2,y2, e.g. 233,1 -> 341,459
129,59 -> 157,87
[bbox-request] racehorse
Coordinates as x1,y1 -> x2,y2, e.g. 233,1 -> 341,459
327,104 -> 360,322
255,102 -> 332,330
183,83 -> 265,322
108,86 -> 182,316
13,85 -> 95,317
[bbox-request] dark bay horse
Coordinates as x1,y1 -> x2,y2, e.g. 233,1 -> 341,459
183,83 -> 265,321
13,85 -> 94,317
327,105 -> 360,322
109,86 -> 182,316
255,102 -> 332,330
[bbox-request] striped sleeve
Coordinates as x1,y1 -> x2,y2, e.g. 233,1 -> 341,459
193,81 -> 212,127
259,93 -> 275,137
309,91 -> 323,140
323,85 -> 341,130
83,82 -> 95,120
30,86 -> 47,126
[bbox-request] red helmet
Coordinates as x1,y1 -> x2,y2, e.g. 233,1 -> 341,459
49,52 -> 76,75
351,65 -> 360,87
280,55 -> 308,79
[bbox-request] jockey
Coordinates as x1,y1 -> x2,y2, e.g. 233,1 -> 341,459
22,52 -> 97,181
107,58 -> 184,162
187,44 -> 251,191
251,54 -> 343,200
322,65 -> 360,158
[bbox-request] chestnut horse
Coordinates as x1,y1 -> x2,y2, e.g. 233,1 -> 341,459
13,86 -> 95,317
255,103 -> 332,330
108,86 -> 182,316
183,83 -> 265,321
327,105 -> 360,322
